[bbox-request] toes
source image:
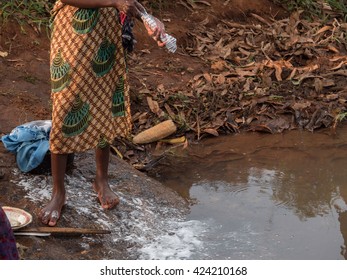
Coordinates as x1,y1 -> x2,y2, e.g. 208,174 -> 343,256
93,182 -> 120,209
39,209 -> 60,226
48,210 -> 60,227
40,210 -> 51,225
48,218 -> 57,227
101,197 -> 119,210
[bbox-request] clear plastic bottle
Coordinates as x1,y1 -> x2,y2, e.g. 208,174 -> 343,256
140,12 -> 177,53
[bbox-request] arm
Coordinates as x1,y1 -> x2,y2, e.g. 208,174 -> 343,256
60,0 -> 116,8
60,0 -> 140,18
60,0 -> 165,47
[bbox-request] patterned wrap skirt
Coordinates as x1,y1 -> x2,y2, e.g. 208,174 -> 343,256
49,1 -> 131,154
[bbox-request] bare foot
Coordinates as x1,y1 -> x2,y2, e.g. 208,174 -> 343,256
93,180 -> 119,209
39,193 -> 66,227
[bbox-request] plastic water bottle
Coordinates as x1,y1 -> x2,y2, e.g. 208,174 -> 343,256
140,12 -> 177,53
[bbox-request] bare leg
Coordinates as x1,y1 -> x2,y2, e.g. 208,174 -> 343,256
93,144 -> 120,209
39,153 -> 67,226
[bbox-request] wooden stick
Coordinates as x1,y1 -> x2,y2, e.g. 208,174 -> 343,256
16,227 -> 111,235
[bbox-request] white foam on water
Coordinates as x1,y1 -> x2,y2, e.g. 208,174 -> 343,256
138,219 -> 207,260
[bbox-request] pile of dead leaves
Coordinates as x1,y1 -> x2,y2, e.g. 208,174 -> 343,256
134,10 -> 347,140
183,10 -> 347,135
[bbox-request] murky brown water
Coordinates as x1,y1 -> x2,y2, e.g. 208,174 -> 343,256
150,126 -> 347,259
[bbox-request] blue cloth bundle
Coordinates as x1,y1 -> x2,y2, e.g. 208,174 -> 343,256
1,120 -> 51,172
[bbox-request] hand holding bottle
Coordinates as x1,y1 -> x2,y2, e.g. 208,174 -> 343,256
142,15 -> 167,49
135,2 -> 177,53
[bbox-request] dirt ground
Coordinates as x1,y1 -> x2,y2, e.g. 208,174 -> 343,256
1,0 -> 347,259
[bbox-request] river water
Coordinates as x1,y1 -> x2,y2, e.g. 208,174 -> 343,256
147,127 -> 347,260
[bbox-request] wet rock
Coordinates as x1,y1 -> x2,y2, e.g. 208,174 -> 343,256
2,151 -> 188,260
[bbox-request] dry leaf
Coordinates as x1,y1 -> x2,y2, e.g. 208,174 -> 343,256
327,44 -> 339,53
157,84 -> 165,93
204,128 -> 219,136
195,1 -> 211,6
147,97 -> 160,114
211,60 -> 227,71
0,51 -> 8,58
314,25 -> 332,36
326,94 -> 338,101
138,112 -> 149,125
203,72 -> 212,82
216,74 -> 226,84
314,78 -> 323,93
292,101 -> 311,110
